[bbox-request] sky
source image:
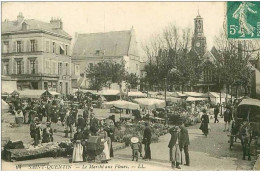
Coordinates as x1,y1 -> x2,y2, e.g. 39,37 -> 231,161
2,2 -> 225,57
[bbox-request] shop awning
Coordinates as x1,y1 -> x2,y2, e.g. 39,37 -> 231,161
186,97 -> 208,102
99,89 -> 121,96
19,90 -> 47,98
133,98 -> 166,109
184,92 -> 204,97
128,92 -> 147,97
103,100 -> 140,110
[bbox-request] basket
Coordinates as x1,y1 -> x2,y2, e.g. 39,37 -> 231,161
15,117 -> 24,124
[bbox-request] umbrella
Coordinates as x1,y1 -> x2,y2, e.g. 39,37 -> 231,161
103,100 -> 140,110
133,98 -> 166,109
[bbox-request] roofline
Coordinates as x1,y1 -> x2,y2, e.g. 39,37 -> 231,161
76,29 -> 131,36
2,29 -> 72,40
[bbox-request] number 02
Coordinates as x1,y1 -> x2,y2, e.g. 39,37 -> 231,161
230,25 -> 236,35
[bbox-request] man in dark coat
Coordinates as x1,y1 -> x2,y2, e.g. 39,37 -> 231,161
214,104 -> 220,123
142,122 -> 152,160
90,115 -> 99,136
179,121 -> 190,166
224,107 -> 232,132
42,122 -> 53,143
168,125 -> 181,169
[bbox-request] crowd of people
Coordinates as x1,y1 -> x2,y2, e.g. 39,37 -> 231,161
4,91 -> 244,168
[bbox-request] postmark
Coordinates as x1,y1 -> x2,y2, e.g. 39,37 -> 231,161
227,1 -> 260,39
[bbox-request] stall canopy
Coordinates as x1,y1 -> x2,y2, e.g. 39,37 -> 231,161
239,98 -> 260,107
19,90 -> 48,98
10,90 -> 19,96
147,92 -> 158,98
2,99 -> 9,113
186,97 -> 208,102
128,92 -> 147,98
49,91 -> 60,96
170,92 -> 187,97
184,92 -> 204,97
133,98 -> 166,109
99,89 -> 121,96
103,100 -> 140,110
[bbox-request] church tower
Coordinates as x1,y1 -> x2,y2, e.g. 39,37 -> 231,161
191,11 -> 207,57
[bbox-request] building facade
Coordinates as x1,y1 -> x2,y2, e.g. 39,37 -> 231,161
1,13 -> 72,94
71,27 -> 141,89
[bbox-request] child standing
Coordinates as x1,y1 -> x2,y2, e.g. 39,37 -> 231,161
131,137 -> 142,161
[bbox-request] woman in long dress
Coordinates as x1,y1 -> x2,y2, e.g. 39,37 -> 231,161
200,109 -> 209,137
98,127 -> 111,163
72,128 -> 84,162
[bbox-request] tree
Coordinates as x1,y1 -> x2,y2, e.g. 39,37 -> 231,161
86,61 -> 126,92
126,73 -> 139,90
214,30 -> 253,98
142,23 -> 193,92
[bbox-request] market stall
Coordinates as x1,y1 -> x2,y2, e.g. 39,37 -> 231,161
128,91 -> 147,98
133,98 -> 166,109
103,100 -> 140,110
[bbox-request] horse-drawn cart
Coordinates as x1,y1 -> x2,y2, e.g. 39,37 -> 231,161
228,98 -> 260,160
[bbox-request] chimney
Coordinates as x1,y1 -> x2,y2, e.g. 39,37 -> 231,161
17,12 -> 24,25
50,17 -> 63,29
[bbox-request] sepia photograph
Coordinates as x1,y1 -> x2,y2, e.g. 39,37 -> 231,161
1,1 -> 260,172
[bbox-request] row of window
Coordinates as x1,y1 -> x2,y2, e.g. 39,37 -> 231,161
45,41 -> 69,55
44,59 -> 69,75
2,40 -> 69,55
2,59 -> 70,76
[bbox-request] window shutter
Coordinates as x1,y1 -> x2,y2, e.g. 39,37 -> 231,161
55,61 -> 58,74
43,59 -> 46,73
53,61 -> 55,74
35,59 -> 38,74
8,60 -> 12,75
21,41 -> 24,52
21,60 -> 25,74
35,40 -> 38,51
27,40 -> 30,52
13,41 -> 16,53
67,45 -> 70,56
56,43 -> 59,54
27,59 -> 30,74
13,60 -> 17,74
51,43 -> 53,53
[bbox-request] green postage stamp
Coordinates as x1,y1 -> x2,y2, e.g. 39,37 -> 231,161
227,1 -> 260,39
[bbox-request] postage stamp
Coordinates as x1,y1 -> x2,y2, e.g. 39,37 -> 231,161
227,1 -> 260,39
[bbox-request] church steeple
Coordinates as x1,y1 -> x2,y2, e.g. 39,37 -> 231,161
192,11 -> 207,57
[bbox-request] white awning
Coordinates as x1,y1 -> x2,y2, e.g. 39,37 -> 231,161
103,100 -> 140,110
99,89 -> 120,96
128,92 -> 147,97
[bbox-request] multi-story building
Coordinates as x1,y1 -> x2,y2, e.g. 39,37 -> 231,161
71,27 -> 140,88
1,12 -> 72,94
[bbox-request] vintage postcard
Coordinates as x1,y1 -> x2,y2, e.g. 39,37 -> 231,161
1,1 -> 260,171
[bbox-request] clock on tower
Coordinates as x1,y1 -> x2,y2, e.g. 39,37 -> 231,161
191,11 -> 207,57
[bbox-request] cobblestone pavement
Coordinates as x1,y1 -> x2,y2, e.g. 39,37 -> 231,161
1,112 -> 256,170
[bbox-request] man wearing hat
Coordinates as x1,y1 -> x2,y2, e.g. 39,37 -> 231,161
142,122 -> 152,160
168,125 -> 181,169
179,119 -> 190,166
42,122 -> 53,143
90,114 -> 99,136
